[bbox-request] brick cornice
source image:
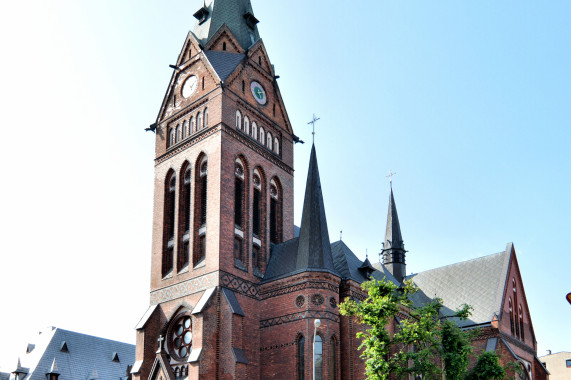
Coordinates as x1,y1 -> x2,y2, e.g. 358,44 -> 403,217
155,124 -> 222,165
260,310 -> 340,329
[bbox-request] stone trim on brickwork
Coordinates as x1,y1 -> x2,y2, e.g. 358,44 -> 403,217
260,310 -> 340,329
150,271 -> 219,304
155,124 -> 221,165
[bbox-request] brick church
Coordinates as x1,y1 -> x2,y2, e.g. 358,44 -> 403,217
131,1 -> 549,379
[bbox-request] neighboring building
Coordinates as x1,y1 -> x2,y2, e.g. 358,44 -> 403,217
132,1 -> 549,379
0,326 -> 135,380
539,351 -> 570,379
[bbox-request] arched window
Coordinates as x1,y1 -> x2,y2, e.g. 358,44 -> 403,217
182,120 -> 188,139
244,117 -> 250,135
197,112 -> 203,131
267,132 -> 273,150
274,137 -> 280,154
194,156 -> 208,266
251,122 -> 257,139
168,128 -> 176,147
252,168 -> 265,269
519,305 -> 525,341
513,279 -> 520,339
190,116 -> 196,134
509,297 -> 515,336
297,335 -> 305,380
223,42 -> 227,51
162,171 -> 176,276
270,179 -> 282,244
260,127 -> 265,146
314,335 -> 323,380
236,111 -> 242,130
204,108 -> 209,128
178,164 -> 191,271
329,336 -> 338,380
176,124 -> 182,142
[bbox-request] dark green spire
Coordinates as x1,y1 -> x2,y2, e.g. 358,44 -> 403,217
382,188 -> 406,283
192,0 -> 260,51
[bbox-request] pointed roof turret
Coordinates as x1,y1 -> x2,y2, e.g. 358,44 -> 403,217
262,144 -> 338,281
382,186 -> 407,283
192,0 -> 260,51
384,188 -> 404,251
296,144 -> 336,272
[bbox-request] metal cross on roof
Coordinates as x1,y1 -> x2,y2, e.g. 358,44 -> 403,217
307,114 -> 320,142
386,169 -> 397,188
157,335 -> 165,354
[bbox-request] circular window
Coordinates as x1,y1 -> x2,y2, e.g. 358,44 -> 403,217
295,295 -> 305,308
311,294 -> 324,306
170,315 -> 192,359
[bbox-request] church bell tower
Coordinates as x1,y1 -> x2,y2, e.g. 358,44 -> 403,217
132,1 -> 296,378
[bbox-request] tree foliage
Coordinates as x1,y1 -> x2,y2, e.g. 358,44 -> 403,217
339,278 -> 477,380
466,351 -> 506,380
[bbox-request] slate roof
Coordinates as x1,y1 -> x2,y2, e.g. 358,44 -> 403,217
384,188 -> 404,251
407,245 -> 512,327
332,240 -> 399,284
192,0 -> 260,51
204,50 -> 245,82
2,327 -> 135,380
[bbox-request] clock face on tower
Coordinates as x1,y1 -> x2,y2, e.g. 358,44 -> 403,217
182,75 -> 198,98
250,81 -> 267,105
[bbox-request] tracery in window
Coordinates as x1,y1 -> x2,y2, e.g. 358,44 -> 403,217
178,163 -> 191,271
168,314 -> 192,360
163,170 -> 176,276
270,178 -> 282,244
236,111 -> 242,130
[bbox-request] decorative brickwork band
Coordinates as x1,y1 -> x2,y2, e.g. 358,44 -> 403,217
150,272 -> 219,305
220,271 -> 259,299
260,280 -> 339,299
260,310 -> 340,329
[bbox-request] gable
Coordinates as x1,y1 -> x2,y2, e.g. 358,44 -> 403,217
176,32 -> 202,67
203,24 -> 245,54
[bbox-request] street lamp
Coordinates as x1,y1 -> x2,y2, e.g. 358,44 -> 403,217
313,319 -> 321,380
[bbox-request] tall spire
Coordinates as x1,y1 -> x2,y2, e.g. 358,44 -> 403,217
192,0 -> 261,51
382,187 -> 406,283
296,144 -> 336,273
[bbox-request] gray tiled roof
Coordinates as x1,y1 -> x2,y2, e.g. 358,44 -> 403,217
204,50 -> 245,82
407,245 -> 511,327
10,327 -> 135,380
192,0 -> 260,51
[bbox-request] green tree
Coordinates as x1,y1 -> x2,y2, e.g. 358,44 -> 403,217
340,278 -> 475,380
466,351 -> 506,380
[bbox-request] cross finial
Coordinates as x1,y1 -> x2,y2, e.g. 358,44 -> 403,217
307,114 -> 320,142
386,169 -> 397,188
156,335 -> 165,354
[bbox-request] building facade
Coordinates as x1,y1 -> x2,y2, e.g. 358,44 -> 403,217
132,1 -> 548,379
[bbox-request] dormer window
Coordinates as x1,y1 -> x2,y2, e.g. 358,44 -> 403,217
243,12 -> 259,30
193,6 -> 209,25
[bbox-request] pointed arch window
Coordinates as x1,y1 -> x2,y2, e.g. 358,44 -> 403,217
252,169 -> 265,270
519,305 -> 525,342
234,160 -> 245,230
329,336 -> 338,380
176,124 -> 182,142
194,156 -> 208,266
513,279 -> 520,339
197,112 -> 203,131
252,170 -> 262,237
297,335 -> 305,380
270,178 -> 282,244
251,122 -> 257,139
204,108 -> 209,128
259,127 -> 265,146
236,111 -> 242,130
274,137 -> 280,155
190,116 -> 196,134
508,297 -> 515,336
314,335 -> 323,380
267,132 -> 273,150
182,120 -> 188,139
178,165 -> 192,271
162,171 -> 176,276
168,128 -> 176,147
244,117 -> 250,135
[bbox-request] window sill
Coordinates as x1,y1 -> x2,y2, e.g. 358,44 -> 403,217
234,259 -> 248,272
194,258 -> 206,269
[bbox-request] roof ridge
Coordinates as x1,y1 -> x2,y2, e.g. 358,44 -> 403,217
53,328 -> 134,346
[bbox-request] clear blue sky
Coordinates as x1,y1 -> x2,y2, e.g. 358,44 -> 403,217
0,0 -> 569,367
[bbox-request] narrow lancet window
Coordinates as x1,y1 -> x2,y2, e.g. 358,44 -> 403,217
270,179 -> 282,244
314,335 -> 323,380
178,165 -> 191,270
194,156 -> 208,265
244,117 -> 250,135
297,335 -> 305,380
234,160 -> 245,229
329,337 -> 337,380
236,111 -> 242,130
251,122 -> 257,139
162,171 -> 176,276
